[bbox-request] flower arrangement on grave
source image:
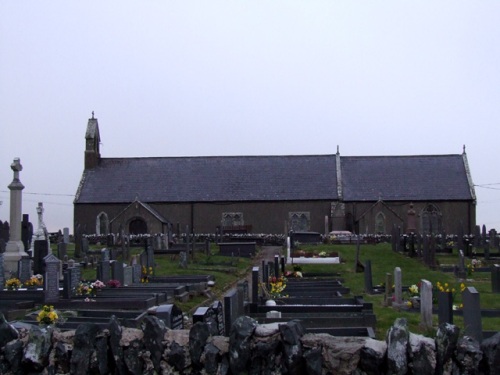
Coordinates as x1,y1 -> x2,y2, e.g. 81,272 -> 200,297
285,264 -> 303,278
434,281 -> 466,308
408,284 -> 419,297
75,280 -> 105,296
141,266 -> 153,283
24,274 -> 43,288
107,279 -> 121,288
5,278 -> 22,290
36,305 -> 59,326
261,276 -> 288,300
318,251 -> 327,258
466,259 -> 482,276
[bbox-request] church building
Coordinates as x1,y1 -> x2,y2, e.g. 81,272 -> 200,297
74,116 -> 476,236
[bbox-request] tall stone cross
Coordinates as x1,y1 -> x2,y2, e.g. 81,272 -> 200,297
5,158 -> 29,275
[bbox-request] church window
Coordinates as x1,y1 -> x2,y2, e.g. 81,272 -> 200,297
421,204 -> 442,234
96,212 -> 109,235
222,212 -> 244,227
289,212 -> 310,232
375,212 -> 386,234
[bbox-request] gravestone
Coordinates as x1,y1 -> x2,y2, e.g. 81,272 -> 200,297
462,286 -> 483,342
147,239 -> 155,270
101,248 -> 110,262
420,279 -> 433,330
21,214 -> 33,252
132,263 -> 142,284
179,251 -> 187,269
44,254 -> 60,303
63,227 -> 70,244
97,261 -> 111,283
394,267 -> 403,306
274,255 -> 279,278
111,261 -> 125,285
474,225 -> 481,248
437,291 -> 453,325
456,250 -> 467,279
123,266 -> 133,286
384,272 -> 393,307
252,267 -> 259,303
81,237 -> 89,257
212,300 -> 225,336
33,239 -> 49,275
17,257 -> 32,283
364,260 -> 373,294
57,242 -> 67,260
155,304 -> 183,329
491,264 -> 500,294
193,306 -> 219,335
62,266 -> 81,299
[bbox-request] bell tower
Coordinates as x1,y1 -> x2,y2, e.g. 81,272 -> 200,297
84,111 -> 101,169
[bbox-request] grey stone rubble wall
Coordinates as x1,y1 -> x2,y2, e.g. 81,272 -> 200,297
0,314 -> 499,375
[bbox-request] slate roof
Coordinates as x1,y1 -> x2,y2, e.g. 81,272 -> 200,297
74,155 -> 339,204
75,153 -> 474,204
340,155 -> 473,201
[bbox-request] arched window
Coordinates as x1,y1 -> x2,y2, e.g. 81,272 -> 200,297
96,212 -> 109,235
289,212 -> 310,232
375,212 -> 386,234
421,204 -> 442,234
129,218 -> 147,235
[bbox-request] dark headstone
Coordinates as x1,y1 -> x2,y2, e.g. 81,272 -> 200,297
437,291 -> 453,325
44,253 -> 60,303
81,237 -> 89,256
462,286 -> 483,342
252,267 -> 259,303
101,248 -> 110,262
111,261 -> 125,285
155,304 -> 183,329
97,261 -> 111,283
213,300 -> 225,336
33,239 -> 49,275
492,264 -> 500,294
192,307 -> 219,336
21,214 -> 33,251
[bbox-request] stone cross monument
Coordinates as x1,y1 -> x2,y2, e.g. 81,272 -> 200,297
29,202 -> 51,254
5,158 -> 29,274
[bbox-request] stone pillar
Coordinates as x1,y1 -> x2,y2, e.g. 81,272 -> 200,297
5,158 -> 29,274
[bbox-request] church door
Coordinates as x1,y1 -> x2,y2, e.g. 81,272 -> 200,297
129,218 -> 147,234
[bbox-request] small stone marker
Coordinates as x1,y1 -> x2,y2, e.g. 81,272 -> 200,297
384,272 -> 393,307
44,254 -> 60,303
462,286 -> 483,342
123,266 -> 133,286
394,267 -> 403,306
420,279 -> 433,330
252,267 -> 259,303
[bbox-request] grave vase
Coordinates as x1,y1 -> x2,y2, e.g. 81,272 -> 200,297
265,299 -> 277,306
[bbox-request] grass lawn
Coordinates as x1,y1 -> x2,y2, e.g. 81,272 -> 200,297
55,241 -> 498,340
287,243 -> 500,339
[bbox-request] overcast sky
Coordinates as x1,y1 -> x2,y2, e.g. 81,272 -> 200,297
1,1 -> 499,234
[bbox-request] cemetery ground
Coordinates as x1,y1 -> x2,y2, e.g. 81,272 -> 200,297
51,241 -> 500,340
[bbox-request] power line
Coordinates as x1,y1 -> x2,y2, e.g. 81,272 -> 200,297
0,190 -> 74,197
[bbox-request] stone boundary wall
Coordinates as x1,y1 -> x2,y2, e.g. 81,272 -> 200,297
1,314 -> 499,375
